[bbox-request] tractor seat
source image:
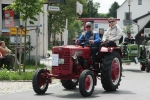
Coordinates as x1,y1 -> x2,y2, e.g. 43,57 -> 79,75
123,42 -> 128,45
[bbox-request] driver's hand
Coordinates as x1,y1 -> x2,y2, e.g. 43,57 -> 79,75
89,40 -> 94,44
108,39 -> 112,41
75,39 -> 78,45
102,41 -> 105,43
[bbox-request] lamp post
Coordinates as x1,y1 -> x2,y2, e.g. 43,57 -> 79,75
128,0 -> 132,33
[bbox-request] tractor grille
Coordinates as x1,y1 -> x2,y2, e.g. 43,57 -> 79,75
52,50 -> 72,75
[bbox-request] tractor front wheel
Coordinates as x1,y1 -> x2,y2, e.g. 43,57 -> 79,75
140,63 -> 146,71
79,70 -> 95,97
32,69 -> 49,94
101,51 -> 122,91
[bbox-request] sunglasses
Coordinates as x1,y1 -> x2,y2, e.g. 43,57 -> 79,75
86,26 -> 91,28
109,21 -> 114,23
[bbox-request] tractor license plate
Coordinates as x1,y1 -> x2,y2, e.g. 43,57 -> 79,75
131,50 -> 138,54
52,54 -> 59,66
59,59 -> 64,64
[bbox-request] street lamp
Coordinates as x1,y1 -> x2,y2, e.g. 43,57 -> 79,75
127,0 -> 132,33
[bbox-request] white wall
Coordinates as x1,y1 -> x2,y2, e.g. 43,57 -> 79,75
117,0 -> 150,37
138,15 -> 150,30
93,22 -> 109,33
2,0 -> 12,4
25,4 -> 48,60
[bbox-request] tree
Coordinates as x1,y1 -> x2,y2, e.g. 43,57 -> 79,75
48,0 -> 87,48
81,0 -> 100,18
107,1 -> 120,18
68,20 -> 82,42
4,0 -> 46,72
122,25 -> 135,35
97,13 -> 108,18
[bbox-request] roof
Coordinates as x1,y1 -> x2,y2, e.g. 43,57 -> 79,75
135,20 -> 150,37
117,0 -> 126,11
133,13 -> 150,23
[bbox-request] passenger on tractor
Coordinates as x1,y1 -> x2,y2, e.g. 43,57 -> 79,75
124,31 -> 134,44
101,17 -> 123,47
75,22 -> 100,68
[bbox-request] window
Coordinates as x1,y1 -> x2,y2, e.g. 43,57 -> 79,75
125,12 -> 131,20
138,0 -> 142,5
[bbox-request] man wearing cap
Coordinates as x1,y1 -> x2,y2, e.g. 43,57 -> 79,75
124,31 -> 134,44
102,17 -> 123,46
75,22 -> 100,67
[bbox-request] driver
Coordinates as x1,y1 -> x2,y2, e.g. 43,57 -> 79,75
124,31 -> 134,44
75,22 -> 100,68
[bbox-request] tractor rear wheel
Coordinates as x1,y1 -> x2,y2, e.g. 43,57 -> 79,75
140,48 -> 146,71
32,69 -> 49,94
146,59 -> 150,72
101,51 -> 122,91
61,79 -> 78,89
79,70 -> 95,97
140,63 -> 146,71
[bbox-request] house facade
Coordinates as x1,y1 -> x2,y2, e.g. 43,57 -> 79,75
117,0 -> 150,39
0,0 -> 49,60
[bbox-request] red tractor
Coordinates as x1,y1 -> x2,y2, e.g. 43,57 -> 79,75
32,44 -> 123,97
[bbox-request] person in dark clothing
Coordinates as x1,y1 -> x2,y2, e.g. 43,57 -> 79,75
75,22 -> 100,67
124,32 -> 134,44
99,30 -> 103,39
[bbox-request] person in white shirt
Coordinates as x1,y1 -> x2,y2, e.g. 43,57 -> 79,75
102,17 -> 123,47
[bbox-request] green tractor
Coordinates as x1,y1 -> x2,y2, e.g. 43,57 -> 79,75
119,38 -> 150,72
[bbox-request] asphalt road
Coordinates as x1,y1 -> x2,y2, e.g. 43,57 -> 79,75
1,63 -> 150,100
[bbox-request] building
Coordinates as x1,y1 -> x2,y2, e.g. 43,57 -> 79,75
0,0 -> 48,60
117,0 -> 150,40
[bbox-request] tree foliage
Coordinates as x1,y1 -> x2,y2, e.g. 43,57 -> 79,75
49,0 -> 87,35
97,13 -> 108,18
81,0 -> 100,18
4,0 -> 46,24
48,0 -> 100,47
122,25 -> 135,35
107,1 -> 120,18
68,20 -> 82,41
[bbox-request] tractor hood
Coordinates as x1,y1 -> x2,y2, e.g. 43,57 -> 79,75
52,45 -> 91,59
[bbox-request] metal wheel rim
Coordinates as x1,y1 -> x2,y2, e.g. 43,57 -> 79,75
84,75 -> 93,92
111,58 -> 120,85
38,74 -> 47,90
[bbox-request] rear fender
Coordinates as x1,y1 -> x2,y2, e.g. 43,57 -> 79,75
100,47 -> 123,59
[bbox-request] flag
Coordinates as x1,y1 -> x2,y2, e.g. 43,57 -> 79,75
76,1 -> 83,15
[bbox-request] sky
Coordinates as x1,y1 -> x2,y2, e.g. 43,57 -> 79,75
93,0 -> 125,13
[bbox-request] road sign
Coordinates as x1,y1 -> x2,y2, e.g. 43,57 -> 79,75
48,6 -> 60,11
10,27 -> 29,35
